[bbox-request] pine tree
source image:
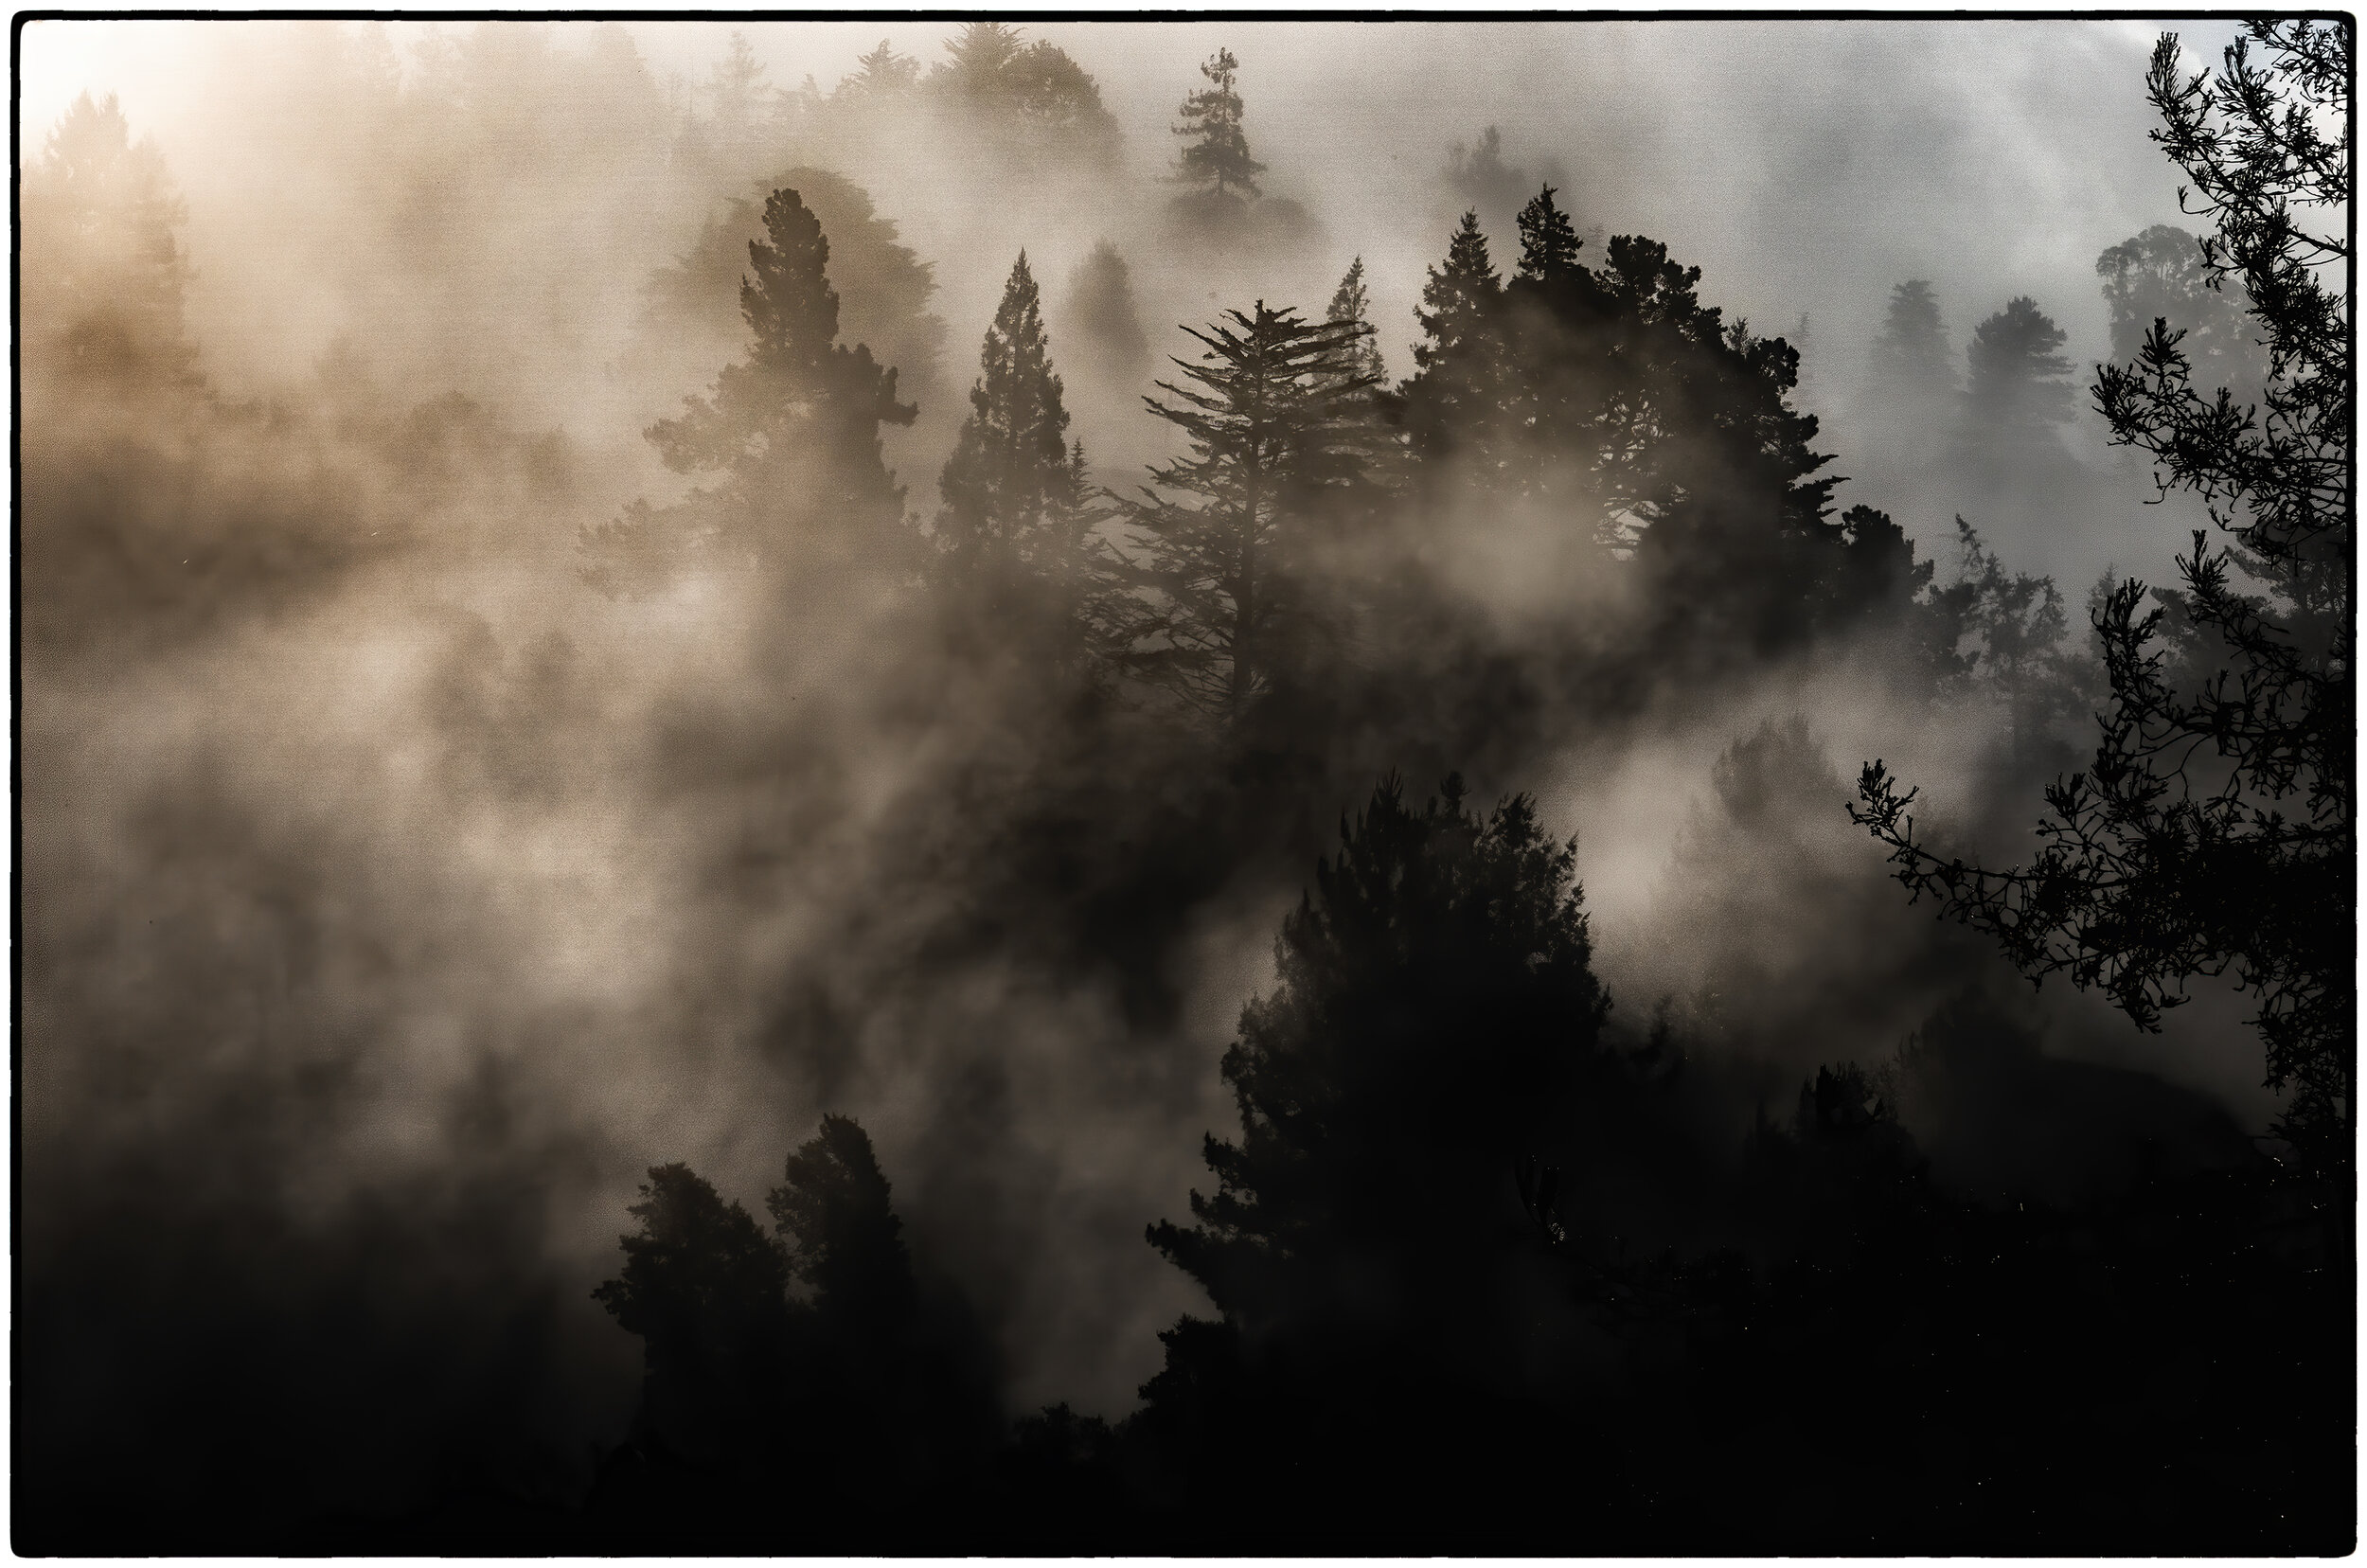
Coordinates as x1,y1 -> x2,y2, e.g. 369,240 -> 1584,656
593,1163 -> 792,1460
1514,184 -> 1584,283
1872,279 -> 1955,397
936,21 -> 1026,93
1414,214 -> 1504,369
1962,295 -> 2075,440
1401,212 -> 1508,467
934,252 -> 1105,640
1858,24 -> 2353,1175
930,24 -> 1121,166
768,1114 -> 915,1344
1110,301 -> 1379,720
585,186 -> 917,592
1064,239 -> 1151,381
846,39 -> 919,98
1172,48 -> 1265,201
1947,520 -> 2079,767
1324,257 -> 1388,389
1147,774 -> 1612,1336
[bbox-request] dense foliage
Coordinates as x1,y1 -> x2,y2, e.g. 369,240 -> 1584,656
17,22 -> 2351,1558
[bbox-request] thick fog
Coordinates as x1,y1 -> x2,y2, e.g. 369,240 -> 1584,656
18,18 -> 2290,1538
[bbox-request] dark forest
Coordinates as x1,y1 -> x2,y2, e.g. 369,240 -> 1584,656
15,18 -> 2354,1554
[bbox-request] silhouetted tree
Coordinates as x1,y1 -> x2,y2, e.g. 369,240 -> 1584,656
769,1114 -> 916,1343
1961,295 -> 2076,445
1108,302 -> 1379,720
1857,23 -> 2353,1173
1172,48 -> 1265,201
1400,211 -> 1508,471
636,166 -> 947,426
1064,240 -> 1152,383
934,252 -> 1109,657
1323,256 -> 1388,391
1147,772 -> 1613,1355
593,1163 -> 792,1461
583,186 -> 917,594
1872,279 -> 1956,406
2096,223 -> 2264,396
1397,191 -> 1878,654
1553,227 -> 1842,619
1515,183 -> 1585,282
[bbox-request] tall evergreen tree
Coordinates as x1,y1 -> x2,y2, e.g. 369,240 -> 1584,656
1872,279 -> 1955,397
1514,183 -> 1584,282
593,1163 -> 792,1462
1064,239 -> 1152,382
706,32 -> 773,137
1400,212 -> 1508,470
768,1114 -> 916,1345
1947,520 -> 2080,768
638,166 -> 948,420
934,252 -> 1106,650
584,186 -> 917,593
1962,295 -> 2076,441
1414,213 -> 1505,366
1110,302 -> 1379,720
1172,48 -> 1265,201
929,23 -> 1121,166
1324,257 -> 1388,389
1147,773 -> 1613,1339
845,39 -> 920,98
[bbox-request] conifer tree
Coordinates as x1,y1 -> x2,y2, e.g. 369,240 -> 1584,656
706,32 -> 773,137
1110,302 -> 1379,719
1065,240 -> 1151,381
1324,257 -> 1388,389
768,1114 -> 915,1345
1400,212 -> 1508,468
593,1163 -> 792,1459
934,252 -> 1107,649
1172,48 -> 1265,201
1147,774 -> 1612,1336
1872,279 -> 1955,397
1947,520 -> 2080,767
1514,183 -> 1584,282
1962,295 -> 2075,441
584,186 -> 917,592
930,24 -> 1121,167
1859,24 -> 2353,1174
846,39 -> 919,98
935,21 -> 1025,93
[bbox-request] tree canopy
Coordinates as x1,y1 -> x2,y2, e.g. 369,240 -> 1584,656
1173,48 -> 1266,202
1857,22 -> 2354,1175
1108,302 -> 1379,720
